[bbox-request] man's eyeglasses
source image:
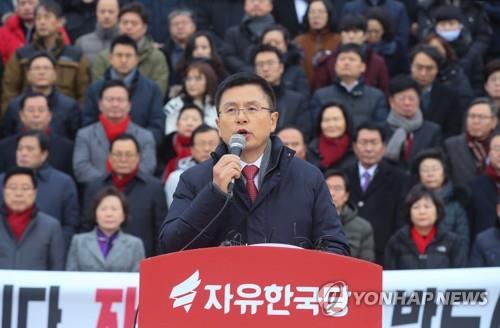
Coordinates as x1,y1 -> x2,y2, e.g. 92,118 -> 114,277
219,105 -> 274,117
110,152 -> 138,159
5,185 -> 34,192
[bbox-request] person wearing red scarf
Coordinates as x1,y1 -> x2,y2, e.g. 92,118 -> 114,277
99,113 -> 130,143
384,184 -> 468,269
162,105 -> 203,181
82,134 -> 167,257
107,134 -> 141,192
307,102 -> 354,171
2,169 -> 38,241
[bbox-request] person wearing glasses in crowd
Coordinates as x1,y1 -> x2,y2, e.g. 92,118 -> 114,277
160,73 -> 350,255
445,98 -> 499,187
83,134 -> 166,257
0,166 -> 65,270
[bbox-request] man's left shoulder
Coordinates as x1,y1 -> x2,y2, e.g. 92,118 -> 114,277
136,171 -> 163,187
284,156 -> 324,183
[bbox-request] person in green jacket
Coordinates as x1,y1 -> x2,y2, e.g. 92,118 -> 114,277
91,2 -> 168,96
325,169 -> 375,262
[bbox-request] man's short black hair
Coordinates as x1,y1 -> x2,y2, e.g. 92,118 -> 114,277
353,122 -> 385,143
119,2 -> 148,24
468,97 -> 499,117
28,51 -> 57,69
109,133 -> 141,153
324,169 -> 351,192
17,130 -> 50,152
409,44 -> 444,69
214,72 -> 277,113
337,43 -> 365,63
190,124 -> 219,146
4,166 -> 37,189
277,125 -> 306,143
261,24 -> 291,44
110,35 -> 138,54
389,75 -> 421,97
20,91 -> 51,112
35,0 -> 63,19
339,14 -> 367,32
99,79 -> 131,101
251,44 -> 284,65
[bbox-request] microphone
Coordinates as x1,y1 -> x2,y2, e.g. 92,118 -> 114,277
227,134 -> 246,195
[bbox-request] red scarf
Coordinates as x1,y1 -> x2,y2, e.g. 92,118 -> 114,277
6,205 -> 35,241
411,226 -> 437,255
163,133 -> 192,182
99,114 -> 130,142
485,163 -> 500,184
318,133 -> 350,168
111,164 -> 139,191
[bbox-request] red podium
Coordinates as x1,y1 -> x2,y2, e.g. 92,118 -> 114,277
139,245 -> 382,327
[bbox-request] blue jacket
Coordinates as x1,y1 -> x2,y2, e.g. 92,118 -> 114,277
469,225 -> 500,267
159,136 -> 350,255
82,69 -> 165,143
2,89 -> 81,140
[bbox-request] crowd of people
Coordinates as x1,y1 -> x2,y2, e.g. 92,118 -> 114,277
0,0 -> 500,273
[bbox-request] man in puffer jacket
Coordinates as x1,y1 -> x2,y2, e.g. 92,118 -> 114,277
325,169 -> 375,262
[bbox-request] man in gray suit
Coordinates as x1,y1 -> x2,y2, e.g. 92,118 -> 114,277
73,79 -> 156,185
445,98 -> 498,187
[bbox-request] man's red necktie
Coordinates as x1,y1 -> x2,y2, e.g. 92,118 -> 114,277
242,165 -> 259,203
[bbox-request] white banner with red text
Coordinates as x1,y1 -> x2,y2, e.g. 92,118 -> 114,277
0,268 -> 498,327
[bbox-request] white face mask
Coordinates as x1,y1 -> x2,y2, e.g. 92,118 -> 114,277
435,26 -> 462,42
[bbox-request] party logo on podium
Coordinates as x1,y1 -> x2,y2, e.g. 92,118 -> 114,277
169,270 -> 201,313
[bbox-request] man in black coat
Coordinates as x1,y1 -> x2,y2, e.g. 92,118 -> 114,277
1,52 -> 81,140
383,75 -> 442,171
410,44 -> 464,138
468,134 -> 500,239
222,0 -> 275,73
0,92 -> 73,175
252,44 -> 311,139
445,98 -> 498,187
343,122 -> 410,264
160,73 -> 350,255
83,134 -> 166,257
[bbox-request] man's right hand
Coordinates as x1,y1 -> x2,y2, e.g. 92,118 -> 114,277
213,154 -> 241,193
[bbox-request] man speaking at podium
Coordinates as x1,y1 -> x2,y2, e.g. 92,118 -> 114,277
159,73 -> 350,255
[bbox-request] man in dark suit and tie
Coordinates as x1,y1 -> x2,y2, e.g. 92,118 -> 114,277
343,122 -> 410,264
160,72 -> 350,255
